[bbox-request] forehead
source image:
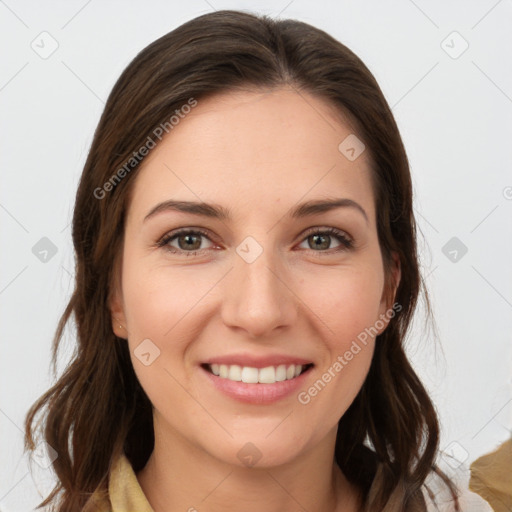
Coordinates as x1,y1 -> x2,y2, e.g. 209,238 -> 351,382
127,87 -> 375,226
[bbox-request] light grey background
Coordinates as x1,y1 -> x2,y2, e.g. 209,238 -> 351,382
1,1 -> 511,510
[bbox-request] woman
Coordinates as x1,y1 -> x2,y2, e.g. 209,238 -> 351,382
24,9 -> 461,512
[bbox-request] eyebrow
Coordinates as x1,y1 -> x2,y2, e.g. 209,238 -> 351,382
143,197 -> 369,224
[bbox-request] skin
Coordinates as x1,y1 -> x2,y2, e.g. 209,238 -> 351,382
110,86 -> 401,512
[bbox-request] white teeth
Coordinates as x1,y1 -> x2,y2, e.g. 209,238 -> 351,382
228,364 -> 242,381
207,363 -> 307,383
241,367 -> 259,383
275,364 -> 287,381
258,366 -> 275,384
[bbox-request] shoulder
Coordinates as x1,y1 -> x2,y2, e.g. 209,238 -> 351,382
84,453 -> 154,512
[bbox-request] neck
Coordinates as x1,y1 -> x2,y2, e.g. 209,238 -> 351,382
136,418 -> 361,512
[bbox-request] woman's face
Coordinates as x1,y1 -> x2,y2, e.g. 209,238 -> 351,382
111,87 -> 400,468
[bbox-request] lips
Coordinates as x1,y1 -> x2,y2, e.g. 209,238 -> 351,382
200,363 -> 314,404
199,353 -> 315,404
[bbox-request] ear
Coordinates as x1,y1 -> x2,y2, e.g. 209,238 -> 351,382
376,251 -> 401,335
109,256 -> 127,339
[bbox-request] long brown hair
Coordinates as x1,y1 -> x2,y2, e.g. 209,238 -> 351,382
24,9 -> 461,511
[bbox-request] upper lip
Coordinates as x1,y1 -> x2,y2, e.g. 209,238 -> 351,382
202,353 -> 314,369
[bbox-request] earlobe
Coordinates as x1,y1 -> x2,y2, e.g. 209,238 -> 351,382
110,289 -> 127,339
113,321 -> 127,339
111,314 -> 127,340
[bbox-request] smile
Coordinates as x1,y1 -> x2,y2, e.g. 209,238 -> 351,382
203,363 -> 313,384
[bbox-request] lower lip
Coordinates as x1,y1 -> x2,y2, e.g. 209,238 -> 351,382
200,365 -> 313,404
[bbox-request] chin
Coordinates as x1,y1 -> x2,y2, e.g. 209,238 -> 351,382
205,432 -> 312,469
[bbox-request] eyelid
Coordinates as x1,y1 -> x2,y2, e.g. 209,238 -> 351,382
156,227 -> 217,253
301,226 -> 352,242
157,225 -> 354,255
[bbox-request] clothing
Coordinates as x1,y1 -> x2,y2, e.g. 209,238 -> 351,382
87,452 -> 426,511
469,437 -> 512,512
88,453 -> 154,512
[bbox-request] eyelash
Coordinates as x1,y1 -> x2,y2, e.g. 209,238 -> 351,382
156,227 -> 354,257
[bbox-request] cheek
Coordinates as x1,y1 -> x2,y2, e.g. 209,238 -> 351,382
121,258 -> 207,341
294,297 -> 377,434
293,263 -> 383,412
120,263 -> 200,420
298,260 -> 385,340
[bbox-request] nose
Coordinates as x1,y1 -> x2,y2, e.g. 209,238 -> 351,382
221,241 -> 298,339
